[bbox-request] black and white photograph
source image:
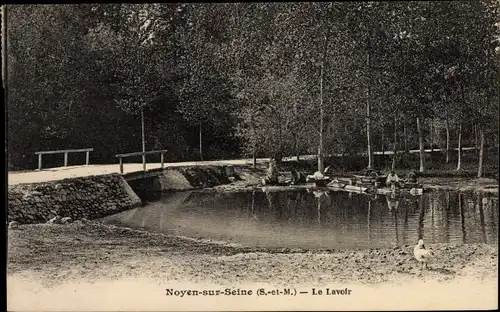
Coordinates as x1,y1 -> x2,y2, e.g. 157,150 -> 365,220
5,2 -> 499,311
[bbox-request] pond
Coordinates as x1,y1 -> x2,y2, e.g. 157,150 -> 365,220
102,189 -> 499,249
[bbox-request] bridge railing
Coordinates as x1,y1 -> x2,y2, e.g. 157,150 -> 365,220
34,148 -> 94,170
115,149 -> 168,174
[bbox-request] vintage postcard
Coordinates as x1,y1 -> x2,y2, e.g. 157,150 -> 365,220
5,2 -> 499,311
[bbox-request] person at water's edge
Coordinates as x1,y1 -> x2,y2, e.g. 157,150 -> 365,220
386,171 -> 401,190
262,160 -> 279,185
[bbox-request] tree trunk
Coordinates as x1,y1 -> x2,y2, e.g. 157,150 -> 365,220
474,123 -> 479,156
366,51 -> 373,169
430,118 -> 434,152
477,127 -> 485,178
381,129 -> 385,157
318,26 -> 331,174
252,140 -> 256,169
199,120 -> 203,161
456,121 -> 462,171
318,68 -> 325,173
277,122 -> 283,163
417,115 -> 425,173
392,113 -> 397,170
444,94 -> 450,163
294,133 -> 300,162
445,117 -> 450,163
457,85 -> 465,171
251,116 -> 256,168
318,58 -> 325,173
403,114 -> 409,154
141,108 -> 146,171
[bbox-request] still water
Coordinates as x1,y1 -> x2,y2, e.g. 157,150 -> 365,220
103,189 -> 499,249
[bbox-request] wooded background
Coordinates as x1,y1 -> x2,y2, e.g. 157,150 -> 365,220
5,2 -> 500,175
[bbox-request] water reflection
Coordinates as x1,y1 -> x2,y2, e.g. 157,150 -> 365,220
103,189 -> 499,249
386,193 -> 400,211
460,193 -> 466,243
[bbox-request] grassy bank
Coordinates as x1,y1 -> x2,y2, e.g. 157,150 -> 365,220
278,149 -> 499,179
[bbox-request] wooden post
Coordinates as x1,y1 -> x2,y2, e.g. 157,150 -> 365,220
119,157 -> 123,174
38,154 -> 42,170
64,152 -> 68,167
161,152 -> 164,169
85,151 -> 90,165
430,118 -> 434,152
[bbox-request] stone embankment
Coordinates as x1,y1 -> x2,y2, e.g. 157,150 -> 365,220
7,174 -> 141,224
139,166 -> 234,192
7,165 -> 264,225
124,165 -> 263,197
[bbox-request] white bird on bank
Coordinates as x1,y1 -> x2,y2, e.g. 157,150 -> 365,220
413,239 -> 434,270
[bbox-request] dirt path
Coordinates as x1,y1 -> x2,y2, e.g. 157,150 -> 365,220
7,222 -> 498,310
8,146 -> 482,186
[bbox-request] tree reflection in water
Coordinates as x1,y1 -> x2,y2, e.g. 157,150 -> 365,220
386,193 -> 400,211
367,200 -> 371,242
477,194 -> 487,243
250,189 -> 257,219
394,207 -> 399,246
313,190 -> 330,225
430,193 -> 435,244
445,192 -> 450,243
418,195 -> 425,240
264,190 -> 280,219
459,193 -> 466,243
104,189 -> 498,249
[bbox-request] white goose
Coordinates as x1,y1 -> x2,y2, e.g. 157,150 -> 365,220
413,239 -> 434,270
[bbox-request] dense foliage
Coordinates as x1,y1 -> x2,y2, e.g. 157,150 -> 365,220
6,2 -> 500,176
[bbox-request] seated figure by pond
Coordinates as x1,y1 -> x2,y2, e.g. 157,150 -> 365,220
386,171 -> 402,191
262,160 -> 279,185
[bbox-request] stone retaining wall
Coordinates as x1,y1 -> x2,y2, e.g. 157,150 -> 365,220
127,166 -> 235,196
170,166 -> 232,190
8,174 -> 141,224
